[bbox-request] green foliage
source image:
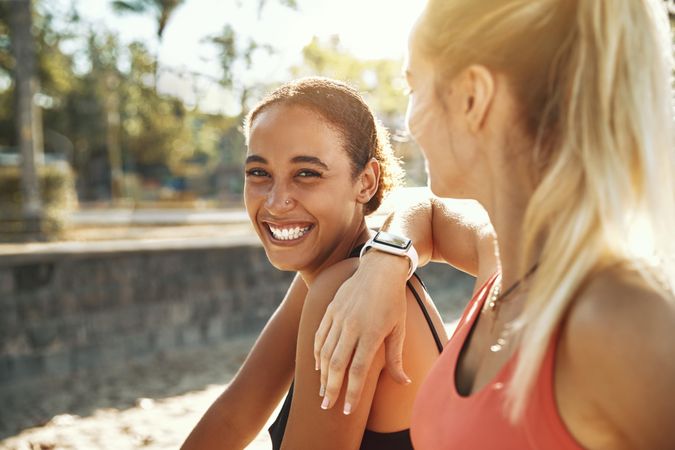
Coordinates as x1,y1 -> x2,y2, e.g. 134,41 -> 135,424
0,0 -> 425,208
111,0 -> 186,39
0,2 -> 12,74
291,36 -> 408,120
123,95 -> 193,166
204,24 -> 275,115
206,25 -> 237,88
255,0 -> 298,18
118,41 -> 193,167
290,36 -> 429,186
0,165 -> 77,239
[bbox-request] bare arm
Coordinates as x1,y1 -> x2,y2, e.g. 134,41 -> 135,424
314,195 -> 497,411
282,259 -> 386,450
379,196 -> 492,273
181,274 -> 307,450
558,268 -> 675,449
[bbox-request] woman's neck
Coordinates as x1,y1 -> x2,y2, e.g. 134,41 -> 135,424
299,221 -> 372,286
483,148 -> 540,291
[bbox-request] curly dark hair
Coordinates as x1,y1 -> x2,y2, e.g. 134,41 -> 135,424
245,77 -> 403,215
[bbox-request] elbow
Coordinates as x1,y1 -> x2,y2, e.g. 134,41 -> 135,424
181,405 -> 260,450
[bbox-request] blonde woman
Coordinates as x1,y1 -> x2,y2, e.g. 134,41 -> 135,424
314,1 -> 675,448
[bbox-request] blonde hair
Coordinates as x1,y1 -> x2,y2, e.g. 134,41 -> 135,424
418,0 -> 675,419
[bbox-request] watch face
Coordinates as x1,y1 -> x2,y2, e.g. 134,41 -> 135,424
374,231 -> 412,250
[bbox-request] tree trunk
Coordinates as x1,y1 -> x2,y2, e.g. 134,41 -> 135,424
8,0 -> 44,235
104,71 -> 123,203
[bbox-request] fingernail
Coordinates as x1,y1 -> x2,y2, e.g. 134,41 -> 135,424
319,385 -> 325,397
343,403 -> 352,415
315,362 -> 319,371
405,378 -> 412,384
321,396 -> 330,410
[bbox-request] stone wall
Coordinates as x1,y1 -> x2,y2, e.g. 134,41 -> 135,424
0,242 -> 473,391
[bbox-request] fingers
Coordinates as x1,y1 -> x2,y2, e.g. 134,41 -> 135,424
343,340 -> 380,415
314,306 -> 333,371
384,323 -> 411,385
318,322 -> 341,397
320,329 -> 357,411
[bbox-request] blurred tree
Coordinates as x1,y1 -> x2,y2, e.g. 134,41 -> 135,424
0,1 -> 78,146
255,0 -> 297,17
290,36 -> 429,186
6,0 -> 44,233
205,24 -> 275,117
291,35 -> 407,121
111,0 -> 184,40
0,4 -> 14,143
89,31 -> 124,200
111,0 -> 186,88
117,41 -> 193,178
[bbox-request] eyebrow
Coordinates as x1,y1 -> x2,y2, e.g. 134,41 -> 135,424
245,154 -> 267,165
291,155 -> 329,170
245,154 -> 329,171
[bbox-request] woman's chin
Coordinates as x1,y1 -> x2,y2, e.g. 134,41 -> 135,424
264,252 -> 303,272
428,179 -> 452,198
271,261 -> 301,272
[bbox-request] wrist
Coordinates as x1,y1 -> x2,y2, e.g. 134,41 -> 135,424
359,231 -> 419,279
360,249 -> 411,278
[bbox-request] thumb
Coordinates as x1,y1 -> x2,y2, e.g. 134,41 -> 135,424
384,323 -> 410,384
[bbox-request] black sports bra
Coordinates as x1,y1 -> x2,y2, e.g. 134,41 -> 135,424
268,244 -> 444,449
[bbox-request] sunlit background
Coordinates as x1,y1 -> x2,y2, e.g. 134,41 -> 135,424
1,0 -> 429,238
0,1 -> 438,448
1,1 -> 673,449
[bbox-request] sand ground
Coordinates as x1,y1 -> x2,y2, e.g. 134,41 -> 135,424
2,222 -> 270,449
1,322 -> 459,450
1,335 -> 276,450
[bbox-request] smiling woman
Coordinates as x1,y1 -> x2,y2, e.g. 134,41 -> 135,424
245,108 -> 367,274
242,78 -> 404,277
181,77 -> 449,450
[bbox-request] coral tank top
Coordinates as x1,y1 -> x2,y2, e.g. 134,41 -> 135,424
411,273 -> 584,450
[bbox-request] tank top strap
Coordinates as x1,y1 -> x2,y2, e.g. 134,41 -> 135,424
349,243 -> 441,353
348,244 -> 365,259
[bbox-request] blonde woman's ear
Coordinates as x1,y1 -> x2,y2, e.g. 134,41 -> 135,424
357,158 -> 380,204
462,65 -> 495,133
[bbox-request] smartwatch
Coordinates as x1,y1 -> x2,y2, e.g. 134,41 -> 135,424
359,231 -> 419,279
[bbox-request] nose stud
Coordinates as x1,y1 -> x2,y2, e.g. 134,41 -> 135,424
285,199 -> 291,205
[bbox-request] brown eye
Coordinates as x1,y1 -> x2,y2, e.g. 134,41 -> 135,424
297,169 -> 321,178
245,168 -> 270,178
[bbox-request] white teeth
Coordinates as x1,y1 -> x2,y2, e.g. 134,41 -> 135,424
268,225 -> 311,241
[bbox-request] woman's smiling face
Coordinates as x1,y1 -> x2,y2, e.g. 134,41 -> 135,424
244,103 -> 365,276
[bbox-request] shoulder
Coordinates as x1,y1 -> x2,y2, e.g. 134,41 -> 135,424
565,264 -> 675,353
303,258 -> 360,314
308,258 -> 359,302
561,264 -> 675,445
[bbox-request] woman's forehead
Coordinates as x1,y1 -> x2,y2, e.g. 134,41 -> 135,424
248,107 -> 348,163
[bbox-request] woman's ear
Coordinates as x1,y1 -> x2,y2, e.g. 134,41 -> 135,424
461,65 -> 495,133
356,158 -> 380,205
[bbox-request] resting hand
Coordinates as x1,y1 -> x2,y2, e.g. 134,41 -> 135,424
313,250 -> 410,413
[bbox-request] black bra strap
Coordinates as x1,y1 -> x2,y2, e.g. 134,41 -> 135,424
411,272 -> 428,291
406,278 -> 444,353
349,244 -> 443,353
348,244 -> 365,259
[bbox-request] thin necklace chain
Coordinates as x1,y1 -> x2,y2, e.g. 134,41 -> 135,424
486,263 -> 539,311
485,263 -> 539,352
